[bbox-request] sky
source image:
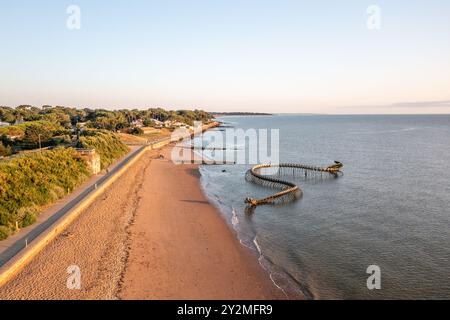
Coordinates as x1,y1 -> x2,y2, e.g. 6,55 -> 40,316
0,0 -> 449,114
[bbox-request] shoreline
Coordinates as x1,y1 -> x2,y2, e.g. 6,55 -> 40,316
198,167 -> 308,300
119,146 -> 287,299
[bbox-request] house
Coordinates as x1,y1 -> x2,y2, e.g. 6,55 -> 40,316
131,119 -> 144,128
163,120 -> 186,128
76,122 -> 88,131
152,119 -> 164,128
0,122 -> 10,127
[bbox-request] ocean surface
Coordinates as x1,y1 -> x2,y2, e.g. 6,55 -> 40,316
195,115 -> 450,299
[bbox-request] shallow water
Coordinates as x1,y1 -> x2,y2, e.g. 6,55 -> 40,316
196,115 -> 450,299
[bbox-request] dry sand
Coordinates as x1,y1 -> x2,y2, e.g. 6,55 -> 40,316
0,146 -> 284,300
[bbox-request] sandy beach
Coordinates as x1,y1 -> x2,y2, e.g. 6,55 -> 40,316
0,145 -> 285,300
119,147 -> 284,299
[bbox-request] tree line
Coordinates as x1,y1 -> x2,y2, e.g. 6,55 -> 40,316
0,105 -> 214,156
0,105 -> 213,130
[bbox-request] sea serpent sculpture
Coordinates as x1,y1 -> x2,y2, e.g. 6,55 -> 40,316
245,161 -> 343,207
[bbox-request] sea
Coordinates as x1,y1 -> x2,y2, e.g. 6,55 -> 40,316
193,114 -> 450,299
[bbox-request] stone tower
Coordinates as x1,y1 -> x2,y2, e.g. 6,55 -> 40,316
76,149 -> 101,175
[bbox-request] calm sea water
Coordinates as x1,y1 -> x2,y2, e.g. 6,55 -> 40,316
197,115 -> 450,299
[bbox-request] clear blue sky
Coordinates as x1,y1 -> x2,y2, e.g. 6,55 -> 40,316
1,0 -> 449,113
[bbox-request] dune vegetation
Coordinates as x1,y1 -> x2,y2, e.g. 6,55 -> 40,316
0,131 -> 129,240
0,148 -> 90,239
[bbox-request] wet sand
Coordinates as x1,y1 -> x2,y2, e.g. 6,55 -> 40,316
0,146 -> 284,300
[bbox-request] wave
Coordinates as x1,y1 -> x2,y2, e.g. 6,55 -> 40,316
231,207 -> 239,228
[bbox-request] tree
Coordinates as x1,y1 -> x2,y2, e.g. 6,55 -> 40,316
143,118 -> 156,127
130,127 -> 144,135
0,107 -> 16,123
23,123 -> 53,147
42,112 -> 71,128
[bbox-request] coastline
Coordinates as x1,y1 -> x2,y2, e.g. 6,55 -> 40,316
0,143 -> 288,299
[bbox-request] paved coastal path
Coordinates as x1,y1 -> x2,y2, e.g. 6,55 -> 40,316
0,146 -> 142,267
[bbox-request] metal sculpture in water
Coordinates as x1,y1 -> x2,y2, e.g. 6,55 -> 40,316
245,161 -> 343,208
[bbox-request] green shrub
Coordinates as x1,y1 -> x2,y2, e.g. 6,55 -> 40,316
78,130 -> 129,169
0,226 -> 10,240
16,206 -> 38,228
0,141 -> 12,157
0,147 -> 91,239
125,127 -> 144,136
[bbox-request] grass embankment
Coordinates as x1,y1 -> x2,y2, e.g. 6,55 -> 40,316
0,131 -> 129,240
142,128 -> 172,142
117,133 -> 148,144
117,128 -> 172,145
0,148 -> 90,239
